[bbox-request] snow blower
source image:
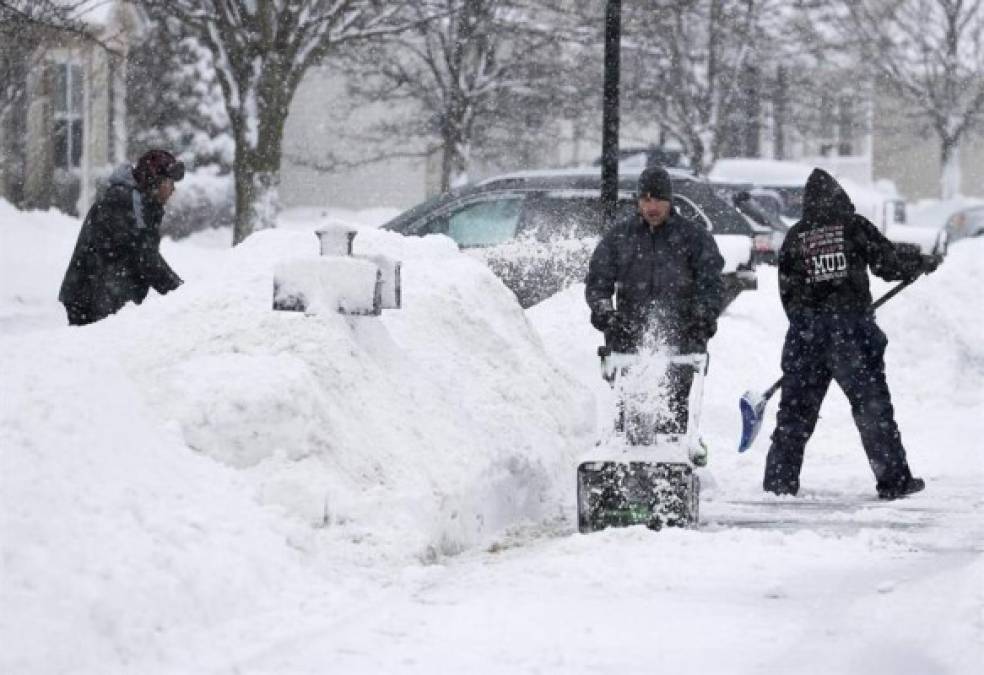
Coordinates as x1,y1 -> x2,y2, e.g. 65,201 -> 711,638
578,346 -> 708,533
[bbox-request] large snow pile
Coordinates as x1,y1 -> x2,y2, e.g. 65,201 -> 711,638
0,200 -> 593,673
0,200 -> 81,332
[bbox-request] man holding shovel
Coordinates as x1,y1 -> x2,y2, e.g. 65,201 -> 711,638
763,168 -> 940,499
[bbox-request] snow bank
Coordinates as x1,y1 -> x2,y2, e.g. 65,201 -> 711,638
3,196 -> 982,674
0,200 -> 81,332
0,204 -> 594,672
712,233 -> 752,273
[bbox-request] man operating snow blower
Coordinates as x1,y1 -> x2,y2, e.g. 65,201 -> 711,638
577,167 -> 726,532
762,168 -> 940,500
585,166 -> 726,448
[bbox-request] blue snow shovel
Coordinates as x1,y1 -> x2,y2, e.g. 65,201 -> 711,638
737,276 -> 921,453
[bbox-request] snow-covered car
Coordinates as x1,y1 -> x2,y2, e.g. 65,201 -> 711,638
709,158 -> 908,227
382,168 -> 758,309
708,159 -> 814,224
711,184 -> 789,265
708,158 -> 947,255
944,205 -> 984,242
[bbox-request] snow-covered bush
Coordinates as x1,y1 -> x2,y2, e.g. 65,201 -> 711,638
159,166 -> 234,240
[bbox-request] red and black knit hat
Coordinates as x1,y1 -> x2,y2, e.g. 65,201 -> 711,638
133,149 -> 185,191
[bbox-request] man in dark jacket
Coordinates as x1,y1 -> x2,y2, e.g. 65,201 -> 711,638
59,149 -> 185,325
764,168 -> 940,500
585,166 -> 726,435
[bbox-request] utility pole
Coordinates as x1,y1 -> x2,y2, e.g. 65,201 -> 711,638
601,0 -> 621,229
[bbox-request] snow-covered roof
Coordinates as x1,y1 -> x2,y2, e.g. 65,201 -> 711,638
708,159 -> 817,187
60,0 -> 116,27
478,165 -> 696,185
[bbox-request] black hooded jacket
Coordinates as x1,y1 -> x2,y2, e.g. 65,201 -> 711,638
778,169 -> 922,318
585,209 -> 725,350
58,165 -> 182,323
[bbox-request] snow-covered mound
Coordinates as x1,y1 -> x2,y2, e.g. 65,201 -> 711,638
0,202 -> 594,673
2,196 -> 982,674
0,200 -> 82,332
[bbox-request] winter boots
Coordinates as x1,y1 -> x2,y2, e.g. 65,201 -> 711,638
877,476 -> 926,500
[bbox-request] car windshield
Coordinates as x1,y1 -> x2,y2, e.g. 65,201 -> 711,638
675,181 -> 755,236
447,198 -> 523,247
737,197 -> 788,232
520,196 -> 612,240
772,186 -> 805,220
381,189 -> 463,234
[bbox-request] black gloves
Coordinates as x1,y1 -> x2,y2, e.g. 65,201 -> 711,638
590,310 -> 627,335
692,311 -> 717,346
590,309 -> 612,332
591,310 -> 636,352
902,254 -> 943,282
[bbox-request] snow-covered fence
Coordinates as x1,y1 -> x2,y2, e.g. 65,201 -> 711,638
272,225 -> 401,315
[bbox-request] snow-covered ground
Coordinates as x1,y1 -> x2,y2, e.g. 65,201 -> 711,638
1,199 -> 982,674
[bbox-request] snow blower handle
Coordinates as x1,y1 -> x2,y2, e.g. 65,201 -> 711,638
737,276 -> 919,453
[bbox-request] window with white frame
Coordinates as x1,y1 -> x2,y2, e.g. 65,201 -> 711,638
53,62 -> 84,170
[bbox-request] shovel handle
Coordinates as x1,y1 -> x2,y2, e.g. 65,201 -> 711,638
870,275 -> 918,311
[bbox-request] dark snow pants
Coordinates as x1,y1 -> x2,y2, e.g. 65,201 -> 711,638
763,313 -> 914,495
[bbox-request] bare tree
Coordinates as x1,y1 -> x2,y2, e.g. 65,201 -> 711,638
140,1 -> 419,245
620,0 -> 814,172
326,1 -> 571,192
837,0 -> 984,198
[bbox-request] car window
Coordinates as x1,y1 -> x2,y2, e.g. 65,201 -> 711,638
447,197 -> 523,247
673,195 -> 710,230
519,196 -> 607,240
774,187 -> 804,220
676,181 -> 755,236
749,192 -> 784,219
382,190 -> 461,234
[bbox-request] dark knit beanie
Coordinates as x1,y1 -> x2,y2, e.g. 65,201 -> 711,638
134,149 -> 185,192
637,166 -> 673,201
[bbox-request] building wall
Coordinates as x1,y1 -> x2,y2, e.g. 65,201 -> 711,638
22,62 -> 55,210
283,64 -> 675,212
872,91 -> 984,200
78,43 -> 117,213
3,2 -> 131,215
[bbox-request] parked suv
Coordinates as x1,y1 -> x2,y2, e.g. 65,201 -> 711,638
382,168 -> 758,309
711,183 -> 790,265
